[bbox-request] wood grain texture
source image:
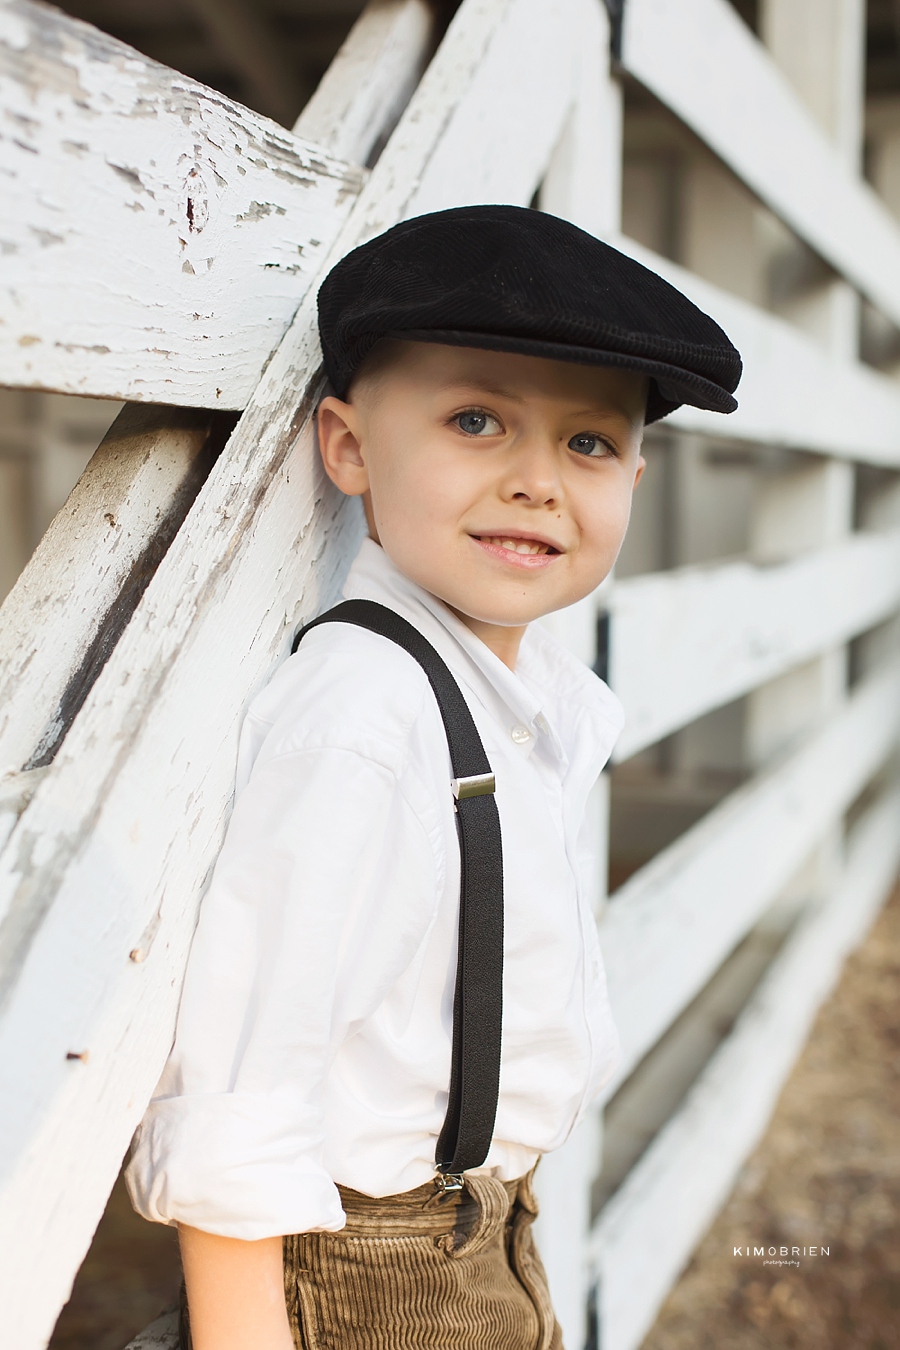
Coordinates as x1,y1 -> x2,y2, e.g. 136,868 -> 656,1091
0,2 -> 582,1343
295,0 -> 436,166
620,0 -> 900,329
0,405 -> 230,780
610,527 -> 900,761
0,769 -> 47,853
0,0 -> 437,779
123,1310 -> 178,1350
593,781 -> 900,1350
599,661 -> 900,1096
0,0 -> 438,779
615,236 -> 900,467
0,0 -> 363,407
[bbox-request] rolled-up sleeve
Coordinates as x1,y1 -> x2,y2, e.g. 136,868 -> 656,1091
125,740 -> 439,1239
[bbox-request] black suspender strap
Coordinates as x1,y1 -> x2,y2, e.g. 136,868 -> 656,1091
293,599 -> 503,1178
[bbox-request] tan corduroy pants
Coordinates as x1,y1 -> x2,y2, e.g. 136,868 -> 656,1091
180,1170 -> 563,1350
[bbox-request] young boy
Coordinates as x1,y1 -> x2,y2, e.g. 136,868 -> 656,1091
126,205 -> 740,1350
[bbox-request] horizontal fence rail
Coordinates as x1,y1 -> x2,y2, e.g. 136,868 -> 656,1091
616,237 -> 900,468
620,0 -> 900,329
600,659 -> 900,1092
611,528 -> 900,760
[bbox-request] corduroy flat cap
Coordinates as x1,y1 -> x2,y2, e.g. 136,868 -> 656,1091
317,205 -> 741,423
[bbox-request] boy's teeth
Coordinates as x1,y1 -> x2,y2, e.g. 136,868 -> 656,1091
485,536 -> 548,555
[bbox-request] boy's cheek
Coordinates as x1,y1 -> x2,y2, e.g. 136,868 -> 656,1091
579,492 -> 633,558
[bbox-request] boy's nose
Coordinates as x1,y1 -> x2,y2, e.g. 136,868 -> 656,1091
501,438 -> 564,507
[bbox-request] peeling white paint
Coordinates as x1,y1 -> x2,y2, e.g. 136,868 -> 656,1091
0,0 -> 364,407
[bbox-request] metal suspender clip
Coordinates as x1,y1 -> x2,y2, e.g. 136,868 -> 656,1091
451,773 -> 496,800
434,1171 -> 465,1195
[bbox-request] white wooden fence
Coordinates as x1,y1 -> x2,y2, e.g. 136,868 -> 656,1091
1,1 -> 899,1348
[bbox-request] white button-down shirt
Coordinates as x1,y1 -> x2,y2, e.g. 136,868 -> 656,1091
126,538 -> 623,1239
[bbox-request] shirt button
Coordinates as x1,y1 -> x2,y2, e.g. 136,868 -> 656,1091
510,724 -> 532,744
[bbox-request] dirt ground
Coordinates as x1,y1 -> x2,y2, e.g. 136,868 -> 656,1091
49,888 -> 900,1350
641,886 -> 900,1350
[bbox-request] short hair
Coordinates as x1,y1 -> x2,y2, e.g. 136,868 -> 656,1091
345,337 -> 410,403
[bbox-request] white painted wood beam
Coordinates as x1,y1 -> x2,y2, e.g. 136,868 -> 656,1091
123,1311 -> 178,1350
296,0 -> 435,167
599,660 -> 900,1094
610,527 -> 900,761
0,2 -> 582,1343
0,769 -> 47,853
538,0 -> 621,238
0,0 -> 438,787
0,0 -> 363,407
614,236 -> 900,467
593,778 -> 900,1350
619,0 -> 900,330
0,406 -> 228,781
760,0 -> 865,170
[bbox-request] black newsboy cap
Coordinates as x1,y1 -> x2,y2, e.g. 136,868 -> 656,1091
317,204 -> 741,423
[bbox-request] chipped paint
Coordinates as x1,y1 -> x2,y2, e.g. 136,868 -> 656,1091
0,0 -> 365,408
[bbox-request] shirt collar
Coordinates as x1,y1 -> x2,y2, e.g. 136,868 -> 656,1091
340,538 -> 622,777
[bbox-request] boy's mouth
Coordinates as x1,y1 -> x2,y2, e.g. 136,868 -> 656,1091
480,535 -> 556,555
470,532 -> 562,566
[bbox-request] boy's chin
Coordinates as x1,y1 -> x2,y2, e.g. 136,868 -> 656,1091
445,596 -> 564,630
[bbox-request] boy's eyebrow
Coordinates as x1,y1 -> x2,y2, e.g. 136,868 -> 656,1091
438,378 -> 526,403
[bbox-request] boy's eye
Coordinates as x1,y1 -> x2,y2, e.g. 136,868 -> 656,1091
454,410 -> 502,436
568,432 -> 614,458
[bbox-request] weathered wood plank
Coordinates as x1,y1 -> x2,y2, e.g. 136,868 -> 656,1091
611,527 -> 900,761
123,1310 -> 178,1350
0,0 -> 363,407
295,0 -> 435,166
599,661 -> 900,1094
620,0 -> 900,329
0,2 -> 582,1343
593,779 -> 900,1350
0,0 -> 438,784
0,405 -> 232,779
0,769 -> 47,853
615,236 -> 900,467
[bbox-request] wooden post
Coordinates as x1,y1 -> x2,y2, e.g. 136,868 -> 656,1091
760,0 -> 864,355
868,100 -> 900,226
866,97 -> 900,378
748,0 -> 865,904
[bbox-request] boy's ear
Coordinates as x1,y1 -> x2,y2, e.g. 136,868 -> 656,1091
317,396 -> 369,497
633,454 -> 646,488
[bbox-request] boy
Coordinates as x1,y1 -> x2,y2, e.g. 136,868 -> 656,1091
127,205 -> 740,1349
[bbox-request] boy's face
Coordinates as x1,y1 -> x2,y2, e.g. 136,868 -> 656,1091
318,341 -> 645,660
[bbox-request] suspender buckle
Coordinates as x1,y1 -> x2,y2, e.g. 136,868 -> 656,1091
451,773 -> 496,800
434,1171 -> 465,1195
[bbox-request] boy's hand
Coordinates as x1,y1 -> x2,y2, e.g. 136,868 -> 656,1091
178,1224 -> 295,1350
